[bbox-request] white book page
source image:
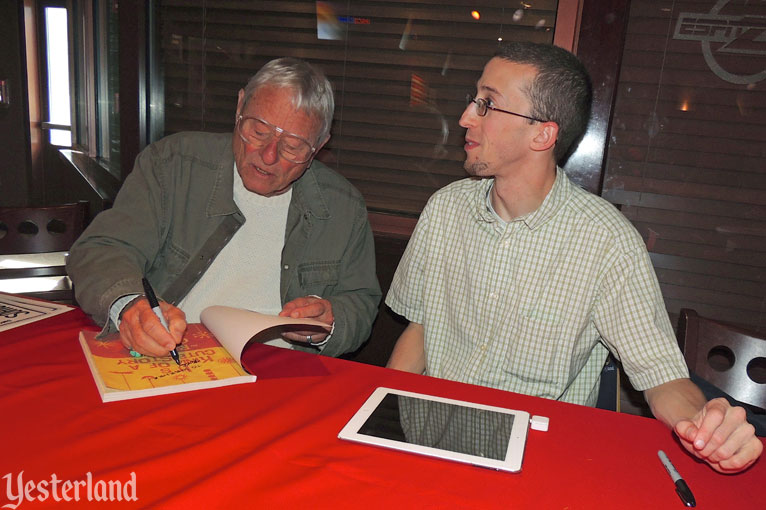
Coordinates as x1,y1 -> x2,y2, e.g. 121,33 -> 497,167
200,305 -> 331,363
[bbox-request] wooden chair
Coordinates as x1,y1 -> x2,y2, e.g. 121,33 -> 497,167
0,202 -> 89,303
677,308 -> 766,410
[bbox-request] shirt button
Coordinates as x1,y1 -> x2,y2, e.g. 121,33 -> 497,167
504,240 -> 511,248
480,344 -> 487,351
489,292 -> 498,300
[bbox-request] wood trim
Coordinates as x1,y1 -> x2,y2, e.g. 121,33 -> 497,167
554,0 -> 584,53
24,0 -> 43,204
58,149 -> 120,206
119,0 -> 147,180
368,211 -> 417,239
565,0 -> 631,196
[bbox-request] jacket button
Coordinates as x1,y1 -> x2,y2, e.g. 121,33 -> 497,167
283,264 -> 289,270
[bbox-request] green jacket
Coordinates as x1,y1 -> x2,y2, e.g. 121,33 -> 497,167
67,132 -> 381,357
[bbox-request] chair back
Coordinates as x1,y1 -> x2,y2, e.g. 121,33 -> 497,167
0,202 -> 89,303
595,354 -> 620,412
678,308 -> 766,409
0,202 -> 89,255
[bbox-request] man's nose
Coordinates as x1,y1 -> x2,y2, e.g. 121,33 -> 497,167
459,103 -> 478,129
259,137 -> 280,165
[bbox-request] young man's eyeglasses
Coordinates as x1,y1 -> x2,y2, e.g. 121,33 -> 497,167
465,94 -> 547,123
236,115 -> 317,164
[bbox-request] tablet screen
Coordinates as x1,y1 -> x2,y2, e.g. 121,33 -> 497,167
359,393 -> 516,461
339,387 -> 530,472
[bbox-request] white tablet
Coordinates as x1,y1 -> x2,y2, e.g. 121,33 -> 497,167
338,387 -> 531,472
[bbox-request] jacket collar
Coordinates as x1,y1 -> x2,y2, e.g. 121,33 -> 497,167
207,136 -> 238,217
291,160 -> 331,220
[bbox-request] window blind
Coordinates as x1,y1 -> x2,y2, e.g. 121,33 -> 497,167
158,0 -> 560,215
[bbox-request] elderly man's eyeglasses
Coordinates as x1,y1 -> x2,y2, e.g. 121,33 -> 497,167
236,115 -> 317,164
465,94 -> 547,123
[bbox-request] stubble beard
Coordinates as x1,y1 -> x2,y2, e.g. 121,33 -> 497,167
464,159 -> 489,177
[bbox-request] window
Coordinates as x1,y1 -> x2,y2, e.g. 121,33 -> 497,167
70,0 -> 121,176
41,4 -> 71,147
602,0 -> 766,332
156,1 -> 566,215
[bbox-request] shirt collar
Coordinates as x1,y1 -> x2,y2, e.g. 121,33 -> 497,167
474,167 -> 571,230
522,167 -> 570,230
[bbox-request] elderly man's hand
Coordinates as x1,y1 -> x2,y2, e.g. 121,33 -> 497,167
279,296 -> 334,345
119,298 -> 186,357
674,397 -> 763,473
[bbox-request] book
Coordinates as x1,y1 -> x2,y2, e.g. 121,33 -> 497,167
79,305 -> 331,402
0,292 -> 73,332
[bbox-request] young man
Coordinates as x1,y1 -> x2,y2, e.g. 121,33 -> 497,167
68,57 -> 380,358
386,42 -> 761,473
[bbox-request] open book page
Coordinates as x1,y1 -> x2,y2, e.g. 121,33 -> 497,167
0,292 -> 73,332
200,305 -> 332,361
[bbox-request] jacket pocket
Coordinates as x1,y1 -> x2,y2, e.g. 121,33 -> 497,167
297,261 -> 340,295
162,242 -> 190,276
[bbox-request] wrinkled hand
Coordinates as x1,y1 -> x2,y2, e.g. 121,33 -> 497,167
674,397 -> 763,473
119,298 -> 186,357
278,296 -> 333,344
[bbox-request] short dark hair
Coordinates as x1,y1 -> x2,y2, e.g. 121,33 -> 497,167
494,41 -> 592,163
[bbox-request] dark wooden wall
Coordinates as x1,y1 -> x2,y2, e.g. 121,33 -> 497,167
0,0 -> 32,207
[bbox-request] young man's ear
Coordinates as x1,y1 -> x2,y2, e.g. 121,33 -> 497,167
530,121 -> 559,153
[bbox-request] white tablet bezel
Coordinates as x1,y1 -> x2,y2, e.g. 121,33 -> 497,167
338,387 -> 530,472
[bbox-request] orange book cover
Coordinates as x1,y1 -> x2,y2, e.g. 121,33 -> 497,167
79,305 -> 330,402
79,324 -> 256,402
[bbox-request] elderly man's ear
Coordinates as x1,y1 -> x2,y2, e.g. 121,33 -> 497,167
234,89 -> 246,120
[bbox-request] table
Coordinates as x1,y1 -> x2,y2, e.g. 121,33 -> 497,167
2,308 -> 763,509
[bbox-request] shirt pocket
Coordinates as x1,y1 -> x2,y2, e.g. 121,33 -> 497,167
297,261 -> 340,295
503,314 -> 563,385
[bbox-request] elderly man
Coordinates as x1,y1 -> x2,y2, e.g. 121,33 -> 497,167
68,57 -> 380,358
386,42 -> 761,473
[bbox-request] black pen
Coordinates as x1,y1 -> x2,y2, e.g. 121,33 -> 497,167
141,278 -> 181,365
658,450 -> 696,507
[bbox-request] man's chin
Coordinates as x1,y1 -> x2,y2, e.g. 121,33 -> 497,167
242,181 -> 292,198
464,161 -> 489,177
242,179 -> 274,197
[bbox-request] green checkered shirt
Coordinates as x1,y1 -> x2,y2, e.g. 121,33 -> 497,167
386,169 -> 688,406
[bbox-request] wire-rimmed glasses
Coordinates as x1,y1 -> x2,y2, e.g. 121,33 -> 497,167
236,115 -> 317,164
465,94 -> 547,123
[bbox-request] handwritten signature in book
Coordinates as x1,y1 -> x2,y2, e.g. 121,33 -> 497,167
151,359 -> 202,380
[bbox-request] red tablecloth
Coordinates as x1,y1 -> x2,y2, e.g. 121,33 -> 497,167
1,308 -> 763,509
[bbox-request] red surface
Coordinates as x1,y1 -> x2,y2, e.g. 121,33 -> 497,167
1,308 -> 763,509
